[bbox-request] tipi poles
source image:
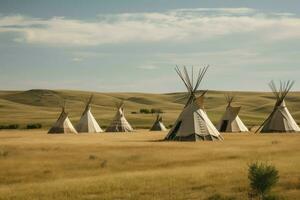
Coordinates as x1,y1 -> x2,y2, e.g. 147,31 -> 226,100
175,65 -> 209,107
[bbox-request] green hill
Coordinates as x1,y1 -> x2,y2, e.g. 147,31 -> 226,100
0,89 -> 299,129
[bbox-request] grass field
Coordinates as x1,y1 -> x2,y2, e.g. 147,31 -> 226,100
0,130 -> 299,200
0,89 -> 300,129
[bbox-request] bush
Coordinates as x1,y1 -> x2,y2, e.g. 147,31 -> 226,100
140,108 -> 150,114
139,108 -> 164,114
26,123 -> 42,129
0,124 -> 19,130
131,112 -> 138,114
8,124 -> 19,129
248,162 -> 279,200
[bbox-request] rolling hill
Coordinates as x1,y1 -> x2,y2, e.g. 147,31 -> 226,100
0,89 -> 299,129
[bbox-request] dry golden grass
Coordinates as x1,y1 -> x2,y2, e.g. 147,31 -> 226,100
0,130 -> 299,200
0,89 -> 299,128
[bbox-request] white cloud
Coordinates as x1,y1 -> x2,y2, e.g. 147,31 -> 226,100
137,65 -> 158,70
173,7 -> 256,14
0,8 -> 300,46
72,57 -> 83,62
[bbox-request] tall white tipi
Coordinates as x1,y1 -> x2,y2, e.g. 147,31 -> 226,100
216,95 -> 248,132
258,81 -> 300,133
48,103 -> 78,134
165,66 -> 223,141
76,95 -> 103,133
105,101 -> 133,132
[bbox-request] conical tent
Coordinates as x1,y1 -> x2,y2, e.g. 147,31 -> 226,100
76,95 -> 103,133
165,66 -> 223,141
150,114 -> 167,131
48,103 -> 78,134
105,101 -> 133,132
258,81 -> 300,133
216,95 -> 249,132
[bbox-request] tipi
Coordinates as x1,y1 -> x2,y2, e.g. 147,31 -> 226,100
76,95 -> 103,133
150,114 -> 167,131
165,66 -> 223,141
48,103 -> 78,134
105,101 -> 133,132
258,81 -> 300,133
216,95 -> 249,132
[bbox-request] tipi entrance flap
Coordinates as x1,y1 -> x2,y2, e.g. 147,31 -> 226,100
220,120 -> 229,132
167,121 -> 182,140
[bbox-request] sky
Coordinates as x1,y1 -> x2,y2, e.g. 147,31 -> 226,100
0,0 -> 300,93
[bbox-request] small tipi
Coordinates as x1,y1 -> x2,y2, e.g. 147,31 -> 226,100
150,114 -> 167,131
48,103 -> 78,134
216,95 -> 249,132
76,95 -> 103,133
165,66 -> 223,141
105,101 -> 133,132
258,81 -> 300,133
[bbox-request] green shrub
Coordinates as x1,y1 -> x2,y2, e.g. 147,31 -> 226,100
140,108 -> 150,114
26,123 -> 42,129
0,124 -> 19,129
248,162 -> 279,200
9,124 -> 19,129
139,108 -> 164,114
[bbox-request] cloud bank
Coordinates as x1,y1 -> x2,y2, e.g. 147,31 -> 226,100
0,8 -> 299,46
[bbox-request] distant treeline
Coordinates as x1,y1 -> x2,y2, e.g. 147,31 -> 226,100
132,108 -> 164,114
0,123 -> 42,130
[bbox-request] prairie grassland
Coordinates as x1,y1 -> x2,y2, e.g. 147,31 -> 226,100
0,89 -> 299,128
0,130 -> 299,200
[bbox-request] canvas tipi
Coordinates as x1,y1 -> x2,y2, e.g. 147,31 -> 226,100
48,103 -> 78,134
216,95 -> 249,132
165,66 -> 223,141
258,81 -> 300,133
76,95 -> 103,133
105,101 -> 133,132
150,114 -> 167,131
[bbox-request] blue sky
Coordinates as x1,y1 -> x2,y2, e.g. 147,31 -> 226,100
0,0 -> 300,92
